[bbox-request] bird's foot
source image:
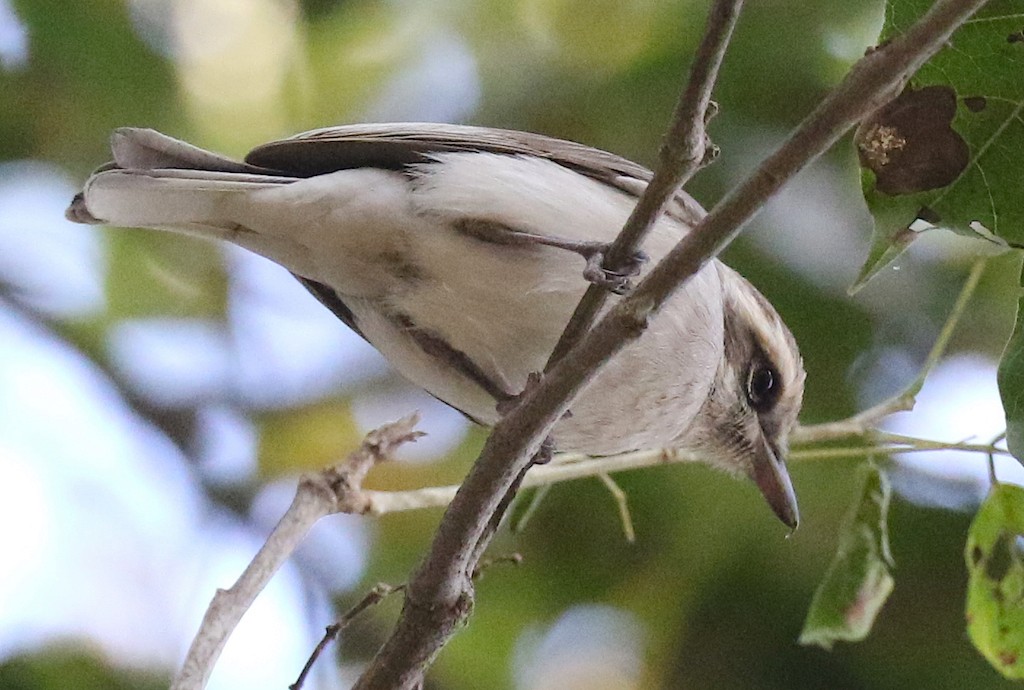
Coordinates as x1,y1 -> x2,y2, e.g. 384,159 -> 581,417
580,244 -> 648,295
532,438 -> 555,466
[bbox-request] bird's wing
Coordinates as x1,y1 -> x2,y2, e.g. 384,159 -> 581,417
294,276 -> 363,338
245,122 -> 705,225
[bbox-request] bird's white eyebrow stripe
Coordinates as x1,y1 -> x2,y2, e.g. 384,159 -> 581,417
719,268 -> 803,397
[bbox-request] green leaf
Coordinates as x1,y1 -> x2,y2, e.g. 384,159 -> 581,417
851,0 -> 1024,292
965,483 -> 1024,678
998,257 -> 1024,461
799,464 -> 894,649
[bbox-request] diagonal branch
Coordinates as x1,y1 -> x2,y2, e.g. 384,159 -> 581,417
546,0 -> 744,366
291,583 -> 404,690
352,1 -> 990,688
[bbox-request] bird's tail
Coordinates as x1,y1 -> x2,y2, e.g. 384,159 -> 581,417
66,128 -> 296,237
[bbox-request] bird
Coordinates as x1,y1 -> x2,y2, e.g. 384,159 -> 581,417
66,123 -> 805,528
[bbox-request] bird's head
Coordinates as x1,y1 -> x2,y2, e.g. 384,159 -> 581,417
688,264 -> 806,529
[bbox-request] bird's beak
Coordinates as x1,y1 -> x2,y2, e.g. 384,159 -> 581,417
748,436 -> 799,530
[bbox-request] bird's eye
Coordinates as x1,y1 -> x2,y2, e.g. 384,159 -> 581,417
746,364 -> 778,410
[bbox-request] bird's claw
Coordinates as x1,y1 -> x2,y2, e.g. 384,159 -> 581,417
581,245 -> 648,295
496,372 -> 544,416
533,438 -> 555,466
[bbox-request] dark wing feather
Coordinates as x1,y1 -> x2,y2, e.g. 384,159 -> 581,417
244,123 -> 704,225
293,275 -> 364,338
294,274 -> 489,426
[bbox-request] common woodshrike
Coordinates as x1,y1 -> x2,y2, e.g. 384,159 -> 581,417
66,123 -> 805,528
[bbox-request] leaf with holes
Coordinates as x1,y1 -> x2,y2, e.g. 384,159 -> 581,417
851,0 -> 1024,293
799,464 -> 894,649
965,483 -> 1024,678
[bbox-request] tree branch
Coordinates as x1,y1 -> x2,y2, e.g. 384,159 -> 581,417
546,0 -> 743,365
357,447 -> 697,514
352,1 -> 990,688
170,415 -> 423,690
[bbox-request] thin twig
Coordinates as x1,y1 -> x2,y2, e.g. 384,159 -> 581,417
599,473 -> 636,542
985,432 -> 1008,489
871,430 -> 982,450
359,447 -> 698,514
471,553 -> 524,580
511,484 -> 553,534
355,437 -> 1008,516
909,257 -> 988,396
352,2 -> 989,688
291,583 -> 405,690
546,0 -> 744,366
170,415 -> 423,690
792,395 -> 916,444
790,442 -> 1010,462
987,430 -> 1006,488
795,257 -> 987,445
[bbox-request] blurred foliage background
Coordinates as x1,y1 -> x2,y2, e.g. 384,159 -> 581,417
0,0 -> 1020,688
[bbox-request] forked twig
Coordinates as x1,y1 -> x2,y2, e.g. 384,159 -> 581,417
170,415 -> 423,690
291,583 -> 405,690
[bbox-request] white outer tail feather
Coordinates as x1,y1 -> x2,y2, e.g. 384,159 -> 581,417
78,127 -> 296,236
81,168 -> 295,238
